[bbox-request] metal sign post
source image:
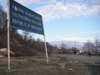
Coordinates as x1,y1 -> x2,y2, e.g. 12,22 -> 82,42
7,0 -> 10,70
44,35 -> 49,64
42,18 -> 49,64
7,0 -> 49,66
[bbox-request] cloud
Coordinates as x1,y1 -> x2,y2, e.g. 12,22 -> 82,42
67,0 -> 100,4
90,0 -> 100,4
35,2 -> 100,21
67,0 -> 84,1
15,0 -> 56,5
48,35 -> 95,49
49,36 -> 94,42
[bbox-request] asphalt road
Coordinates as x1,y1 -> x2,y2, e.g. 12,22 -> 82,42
51,54 -> 100,64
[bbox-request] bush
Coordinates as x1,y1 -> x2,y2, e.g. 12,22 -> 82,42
59,57 -> 67,61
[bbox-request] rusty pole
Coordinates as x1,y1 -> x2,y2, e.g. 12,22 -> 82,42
7,0 -> 10,70
44,35 -> 49,64
42,17 -> 49,64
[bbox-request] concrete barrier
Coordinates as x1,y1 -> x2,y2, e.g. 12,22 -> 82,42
85,64 -> 100,75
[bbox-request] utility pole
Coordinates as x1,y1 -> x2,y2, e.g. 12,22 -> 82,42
75,42 -> 76,48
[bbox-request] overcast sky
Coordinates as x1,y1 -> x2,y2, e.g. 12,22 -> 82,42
0,0 -> 100,49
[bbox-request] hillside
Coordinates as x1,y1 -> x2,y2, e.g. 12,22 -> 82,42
0,4 -> 53,56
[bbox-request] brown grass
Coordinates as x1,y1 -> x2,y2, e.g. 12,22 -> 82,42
0,55 -> 88,75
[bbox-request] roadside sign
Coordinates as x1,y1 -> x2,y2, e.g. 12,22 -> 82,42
7,0 -> 49,70
9,0 -> 44,35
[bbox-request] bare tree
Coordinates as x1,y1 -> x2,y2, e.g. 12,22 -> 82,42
60,42 -> 67,50
0,4 -> 7,29
60,42 -> 67,53
37,38 -> 42,42
0,4 -> 17,34
94,37 -> 100,52
54,45 -> 58,51
36,38 -> 42,49
23,31 -> 29,40
83,40 -> 96,52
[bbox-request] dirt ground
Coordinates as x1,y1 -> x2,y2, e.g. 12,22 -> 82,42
0,55 -> 88,75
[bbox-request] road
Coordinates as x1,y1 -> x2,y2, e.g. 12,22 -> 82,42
51,54 -> 100,64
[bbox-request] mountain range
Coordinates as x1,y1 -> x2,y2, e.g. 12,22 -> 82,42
49,40 -> 85,49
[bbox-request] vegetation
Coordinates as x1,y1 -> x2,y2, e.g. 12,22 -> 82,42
0,3 -> 100,56
0,4 -> 53,56
83,39 -> 100,53
0,55 -> 88,75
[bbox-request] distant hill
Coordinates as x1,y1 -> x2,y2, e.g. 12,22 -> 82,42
49,40 -> 85,49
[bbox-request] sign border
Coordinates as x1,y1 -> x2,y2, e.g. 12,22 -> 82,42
9,0 -> 44,35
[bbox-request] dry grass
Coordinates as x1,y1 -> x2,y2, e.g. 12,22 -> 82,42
0,55 -> 88,75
